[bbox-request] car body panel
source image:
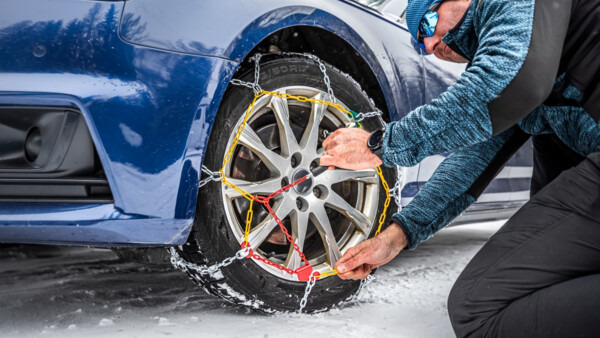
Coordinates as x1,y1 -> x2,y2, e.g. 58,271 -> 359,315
0,0 -> 531,246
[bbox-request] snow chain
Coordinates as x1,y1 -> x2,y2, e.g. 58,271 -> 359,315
170,52 -> 404,313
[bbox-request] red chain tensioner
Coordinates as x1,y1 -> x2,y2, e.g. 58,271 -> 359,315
240,174 -> 321,282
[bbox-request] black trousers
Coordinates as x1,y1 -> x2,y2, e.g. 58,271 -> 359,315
448,135 -> 600,337
530,134 -> 586,196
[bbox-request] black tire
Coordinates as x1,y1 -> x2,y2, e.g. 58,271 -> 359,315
178,55 -> 394,313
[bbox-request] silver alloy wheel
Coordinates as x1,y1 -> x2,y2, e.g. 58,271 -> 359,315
220,86 -> 380,281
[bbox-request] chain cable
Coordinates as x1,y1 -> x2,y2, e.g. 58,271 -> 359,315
298,275 -> 318,313
198,165 -> 223,189
351,274 -> 376,302
169,247 -> 251,276
171,52 -> 403,312
389,166 -> 405,212
354,109 -> 385,123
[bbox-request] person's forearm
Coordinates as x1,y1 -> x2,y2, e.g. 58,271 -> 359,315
381,96 -> 493,168
391,126 -> 527,249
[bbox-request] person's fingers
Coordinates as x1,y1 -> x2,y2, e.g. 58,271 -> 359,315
356,264 -> 373,280
338,264 -> 372,280
322,129 -> 343,148
337,265 -> 360,279
338,253 -> 369,274
335,242 -> 362,266
323,137 -> 339,150
319,154 -> 338,167
322,136 -> 332,149
325,145 -> 340,157
335,243 -> 371,274
328,165 -> 335,171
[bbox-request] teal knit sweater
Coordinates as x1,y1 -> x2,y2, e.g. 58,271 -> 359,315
383,0 -> 600,249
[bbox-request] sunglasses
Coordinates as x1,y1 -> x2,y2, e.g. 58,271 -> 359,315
417,2 -> 442,50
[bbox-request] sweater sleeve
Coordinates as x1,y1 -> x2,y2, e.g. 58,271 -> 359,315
392,126 -> 529,249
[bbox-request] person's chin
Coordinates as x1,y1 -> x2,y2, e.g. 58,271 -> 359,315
433,45 -> 451,62
443,44 -> 454,60
434,50 -> 445,61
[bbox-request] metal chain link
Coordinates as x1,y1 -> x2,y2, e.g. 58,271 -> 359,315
389,166 -> 405,212
368,97 -> 387,126
250,53 -> 263,94
279,52 -> 384,123
229,78 -> 257,91
228,52 -> 386,124
198,165 -> 223,189
351,274 -> 376,303
230,53 -> 263,94
280,52 -> 336,103
169,247 -> 250,276
297,274 -> 317,313
354,109 -> 384,123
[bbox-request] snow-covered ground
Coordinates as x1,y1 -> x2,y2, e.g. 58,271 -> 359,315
0,220 -> 505,338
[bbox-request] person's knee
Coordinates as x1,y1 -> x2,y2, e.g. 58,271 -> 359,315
447,278 -> 468,335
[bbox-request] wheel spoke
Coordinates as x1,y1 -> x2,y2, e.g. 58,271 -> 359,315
238,124 -> 287,173
246,214 -> 278,248
326,191 -> 371,235
223,177 -> 282,200
299,92 -> 328,153
316,168 -> 379,186
246,198 -> 294,248
284,211 -> 310,270
269,92 -> 299,157
311,206 -> 342,268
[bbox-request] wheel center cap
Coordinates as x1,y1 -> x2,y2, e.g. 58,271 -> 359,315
292,168 -> 313,194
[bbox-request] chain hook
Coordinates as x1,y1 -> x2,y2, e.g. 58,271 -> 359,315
251,83 -> 263,96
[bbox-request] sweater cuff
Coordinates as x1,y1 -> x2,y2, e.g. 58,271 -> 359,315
390,214 -> 417,250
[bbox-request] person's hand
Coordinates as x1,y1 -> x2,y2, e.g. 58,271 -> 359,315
334,222 -> 408,280
321,128 -> 382,170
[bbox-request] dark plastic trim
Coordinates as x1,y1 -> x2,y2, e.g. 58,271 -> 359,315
0,106 -> 113,203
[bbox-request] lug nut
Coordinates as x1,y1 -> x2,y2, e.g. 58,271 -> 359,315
313,187 -> 321,198
291,152 -> 302,168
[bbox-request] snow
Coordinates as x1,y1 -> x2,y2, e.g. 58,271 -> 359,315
0,220 -> 505,337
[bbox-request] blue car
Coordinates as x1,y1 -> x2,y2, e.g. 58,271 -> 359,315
0,0 -> 532,312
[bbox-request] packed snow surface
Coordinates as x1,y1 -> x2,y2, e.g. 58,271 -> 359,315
0,221 -> 505,337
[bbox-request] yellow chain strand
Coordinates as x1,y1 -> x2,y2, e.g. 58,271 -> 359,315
262,90 -> 360,125
315,270 -> 338,278
215,89 -> 390,280
375,166 -> 390,236
244,199 -> 254,245
221,177 -> 255,202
